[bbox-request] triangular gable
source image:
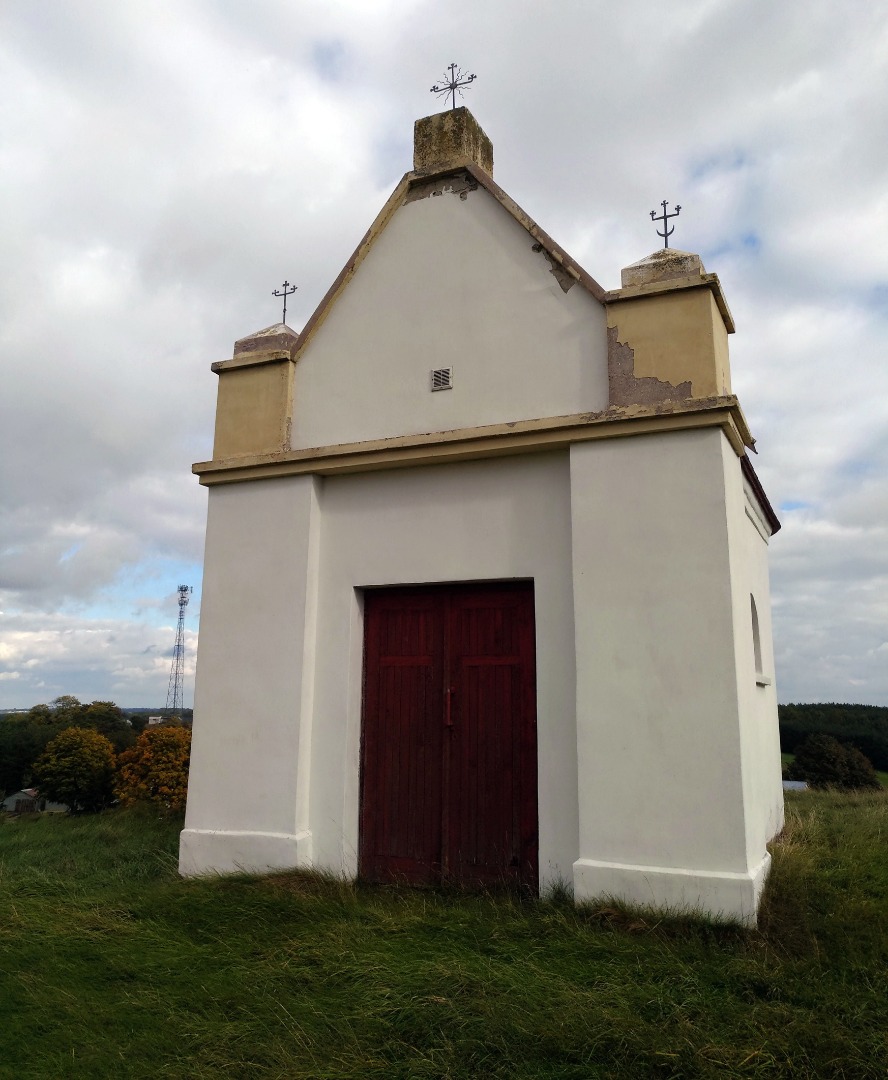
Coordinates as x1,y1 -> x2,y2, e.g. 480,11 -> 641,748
292,161 -> 607,365
288,161 -> 611,451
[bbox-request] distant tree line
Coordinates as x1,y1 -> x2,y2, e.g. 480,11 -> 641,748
0,696 -> 190,811
779,703 -> 888,772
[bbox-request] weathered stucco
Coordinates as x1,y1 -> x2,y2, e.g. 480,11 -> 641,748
606,287 -> 732,401
413,107 -> 493,174
404,171 -> 479,203
621,248 -> 705,288
607,326 -> 692,405
531,242 -> 576,293
232,323 -> 301,357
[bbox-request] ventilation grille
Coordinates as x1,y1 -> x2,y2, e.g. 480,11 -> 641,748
430,367 -> 453,392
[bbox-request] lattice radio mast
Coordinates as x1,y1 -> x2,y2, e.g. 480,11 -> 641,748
165,585 -> 192,715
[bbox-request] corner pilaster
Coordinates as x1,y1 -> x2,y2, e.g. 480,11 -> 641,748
211,323 -> 301,459
568,429 -> 766,924
179,472 -> 322,876
605,250 -> 734,406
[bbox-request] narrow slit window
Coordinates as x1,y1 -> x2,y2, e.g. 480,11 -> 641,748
751,595 -> 767,683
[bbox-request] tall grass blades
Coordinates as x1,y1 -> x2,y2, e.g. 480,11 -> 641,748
1,793 -> 886,1079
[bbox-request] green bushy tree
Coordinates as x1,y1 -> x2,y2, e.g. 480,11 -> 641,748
80,700 -> 136,753
0,717 -> 56,796
0,696 -> 138,798
128,713 -> 149,735
32,727 -> 117,812
25,696 -> 134,753
787,733 -> 881,791
779,702 -> 888,770
841,744 -> 883,791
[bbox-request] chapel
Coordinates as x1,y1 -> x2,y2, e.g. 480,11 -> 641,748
180,107 -> 784,924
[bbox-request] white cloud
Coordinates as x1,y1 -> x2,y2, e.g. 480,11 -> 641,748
0,612 -> 197,708
1,0 -> 886,706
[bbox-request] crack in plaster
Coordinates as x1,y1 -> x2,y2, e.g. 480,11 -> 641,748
405,173 -> 479,203
531,242 -> 575,293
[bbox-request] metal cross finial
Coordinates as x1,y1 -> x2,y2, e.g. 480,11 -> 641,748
430,63 -> 476,110
272,280 -> 297,324
650,200 -> 682,249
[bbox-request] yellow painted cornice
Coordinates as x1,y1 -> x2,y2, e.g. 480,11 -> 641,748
194,397 -> 753,487
211,349 -> 295,373
605,272 -> 735,334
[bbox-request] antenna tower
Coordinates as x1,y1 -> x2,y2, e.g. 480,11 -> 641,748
165,585 -> 192,715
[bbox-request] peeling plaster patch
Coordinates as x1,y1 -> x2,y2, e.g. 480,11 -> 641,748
607,326 -> 691,406
531,242 -> 575,293
405,173 -> 479,203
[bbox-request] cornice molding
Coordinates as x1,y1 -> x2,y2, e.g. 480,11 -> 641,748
604,273 -> 736,334
194,397 -> 752,487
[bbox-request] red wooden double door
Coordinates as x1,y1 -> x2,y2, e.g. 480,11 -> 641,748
359,582 -> 538,892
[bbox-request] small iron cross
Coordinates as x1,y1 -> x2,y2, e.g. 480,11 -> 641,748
430,63 -> 476,110
650,201 -> 681,249
272,280 -> 297,324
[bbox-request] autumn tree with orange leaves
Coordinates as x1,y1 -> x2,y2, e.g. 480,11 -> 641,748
116,726 -> 192,812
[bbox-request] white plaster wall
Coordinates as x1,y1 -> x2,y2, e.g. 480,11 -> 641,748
308,452 -> 579,891
724,455 -> 784,860
291,184 -> 609,451
182,428 -> 779,923
180,476 -> 320,875
568,429 -> 764,920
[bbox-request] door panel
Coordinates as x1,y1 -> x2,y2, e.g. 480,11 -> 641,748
360,583 -> 537,891
447,588 -> 537,889
360,591 -> 445,885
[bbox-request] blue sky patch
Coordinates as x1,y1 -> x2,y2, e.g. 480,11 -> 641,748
868,283 -> 888,314
66,557 -> 203,624
311,40 -> 346,83
702,231 -> 761,264
688,149 -> 750,181
839,457 -> 875,479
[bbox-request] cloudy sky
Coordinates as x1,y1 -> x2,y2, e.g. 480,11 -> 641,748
1,0 -> 886,709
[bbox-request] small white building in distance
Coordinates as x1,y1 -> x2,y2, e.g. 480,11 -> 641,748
180,108 -> 784,925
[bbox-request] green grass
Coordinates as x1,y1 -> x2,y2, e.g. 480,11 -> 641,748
1,795 -> 887,1079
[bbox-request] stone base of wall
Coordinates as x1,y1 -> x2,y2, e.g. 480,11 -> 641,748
179,828 -> 312,878
572,852 -> 771,928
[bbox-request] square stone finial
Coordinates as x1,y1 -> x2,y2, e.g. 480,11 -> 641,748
233,323 -> 301,359
413,107 -> 493,175
621,249 -> 705,289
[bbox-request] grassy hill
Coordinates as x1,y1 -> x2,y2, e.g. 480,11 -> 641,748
1,795 -> 886,1079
